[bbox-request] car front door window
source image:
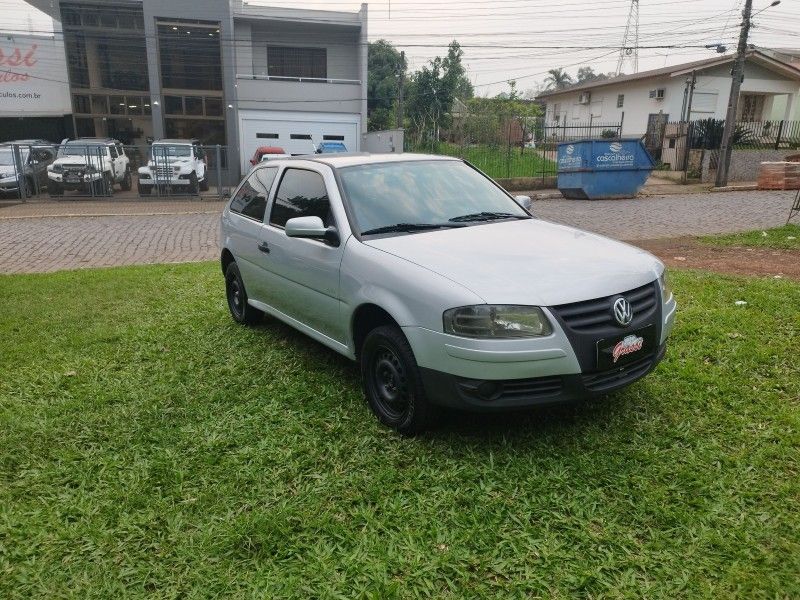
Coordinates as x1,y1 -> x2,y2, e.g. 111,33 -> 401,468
269,168 -> 332,229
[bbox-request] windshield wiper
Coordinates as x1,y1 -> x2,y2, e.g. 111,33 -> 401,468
449,211 -> 529,223
361,223 -> 466,235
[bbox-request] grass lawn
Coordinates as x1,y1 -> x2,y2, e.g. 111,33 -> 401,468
1,264 -> 799,598
406,142 -> 556,179
700,223 -> 800,250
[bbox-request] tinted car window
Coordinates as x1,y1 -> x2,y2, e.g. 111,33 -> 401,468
109,145 -> 118,158
270,169 -> 331,228
230,167 -> 278,221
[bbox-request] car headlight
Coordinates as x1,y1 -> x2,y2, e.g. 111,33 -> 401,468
659,270 -> 672,303
443,305 -> 552,339
173,166 -> 180,174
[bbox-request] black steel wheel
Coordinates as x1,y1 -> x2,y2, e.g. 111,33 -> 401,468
225,261 -> 262,325
361,325 -> 439,435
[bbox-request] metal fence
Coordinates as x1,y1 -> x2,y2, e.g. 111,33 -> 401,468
649,119 -> 800,171
404,118 -> 623,181
0,142 -> 235,202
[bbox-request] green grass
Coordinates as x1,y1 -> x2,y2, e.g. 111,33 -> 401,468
406,142 -> 555,179
1,264 -> 799,598
700,223 -> 800,250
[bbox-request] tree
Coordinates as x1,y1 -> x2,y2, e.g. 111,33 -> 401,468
544,68 -> 574,90
577,66 -> 596,82
367,40 -> 406,131
406,40 -> 470,142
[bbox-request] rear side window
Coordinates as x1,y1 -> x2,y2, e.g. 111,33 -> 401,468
230,167 -> 278,221
269,169 -> 331,228
109,145 -> 118,158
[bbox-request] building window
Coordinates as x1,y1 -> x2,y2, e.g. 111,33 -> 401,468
72,94 -> 90,114
617,94 -> 624,108
158,23 -> 223,91
205,97 -> 223,116
164,96 -> 183,115
290,134 -> 312,140
268,47 -> 327,79
185,97 -> 204,116
323,135 -> 345,141
257,133 -> 279,139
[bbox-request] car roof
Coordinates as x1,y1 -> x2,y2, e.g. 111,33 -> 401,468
256,146 -> 286,154
68,138 -> 119,144
152,139 -> 199,145
1,139 -> 53,145
283,152 -> 462,169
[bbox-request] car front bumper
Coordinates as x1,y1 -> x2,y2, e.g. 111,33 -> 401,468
419,342 -> 667,410
404,291 -> 676,411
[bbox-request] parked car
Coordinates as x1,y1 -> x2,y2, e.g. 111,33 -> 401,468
316,141 -> 348,154
137,139 -> 209,195
249,146 -> 290,166
0,140 -> 56,197
47,138 -> 132,196
219,154 -> 676,434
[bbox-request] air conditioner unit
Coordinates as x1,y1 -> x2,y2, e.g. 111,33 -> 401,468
649,88 -> 666,100
578,92 -> 591,105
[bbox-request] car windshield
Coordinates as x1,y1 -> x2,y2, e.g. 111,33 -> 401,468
0,148 -> 29,166
339,160 -> 529,234
58,144 -> 105,157
151,145 -> 191,158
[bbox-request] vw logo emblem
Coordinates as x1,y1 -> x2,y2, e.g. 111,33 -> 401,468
613,297 -> 633,326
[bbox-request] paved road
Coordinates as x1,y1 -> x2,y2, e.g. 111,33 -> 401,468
0,190 -> 796,274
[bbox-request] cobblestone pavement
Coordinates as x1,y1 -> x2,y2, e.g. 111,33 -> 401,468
530,190 -> 797,240
0,214 -> 220,274
0,190 -> 796,274
0,198 -> 225,218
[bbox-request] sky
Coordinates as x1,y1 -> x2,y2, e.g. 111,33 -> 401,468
3,0 -> 799,96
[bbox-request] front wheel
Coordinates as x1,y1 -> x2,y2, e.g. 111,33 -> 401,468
48,182 -> 63,197
225,262 -> 263,326
120,169 -> 132,191
361,325 -> 440,435
188,172 -> 199,195
199,174 -> 209,191
137,182 -> 152,196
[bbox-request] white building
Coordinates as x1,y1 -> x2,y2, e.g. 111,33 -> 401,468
537,50 -> 800,138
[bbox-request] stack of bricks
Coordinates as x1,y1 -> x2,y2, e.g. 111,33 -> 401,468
757,161 -> 800,190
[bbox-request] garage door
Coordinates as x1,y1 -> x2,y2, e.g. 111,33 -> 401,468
238,110 -> 361,172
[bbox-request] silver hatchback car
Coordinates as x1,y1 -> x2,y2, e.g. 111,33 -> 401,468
220,154 -> 676,434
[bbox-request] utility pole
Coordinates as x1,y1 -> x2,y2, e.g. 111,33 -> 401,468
715,0 -> 753,188
396,51 -> 405,129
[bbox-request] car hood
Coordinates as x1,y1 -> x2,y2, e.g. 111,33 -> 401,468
148,157 -> 192,167
363,219 -> 662,306
52,156 -> 104,167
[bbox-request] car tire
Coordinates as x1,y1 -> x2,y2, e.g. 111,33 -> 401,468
20,177 -> 33,199
225,262 -> 263,326
48,182 -> 63,197
361,325 -> 440,435
137,182 -> 152,196
188,172 -> 199,195
120,169 -> 132,191
199,174 -> 209,192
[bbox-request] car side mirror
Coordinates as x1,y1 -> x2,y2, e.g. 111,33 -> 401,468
514,195 -> 533,211
285,216 -> 340,246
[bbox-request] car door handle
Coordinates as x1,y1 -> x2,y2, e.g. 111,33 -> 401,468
257,241 -> 270,254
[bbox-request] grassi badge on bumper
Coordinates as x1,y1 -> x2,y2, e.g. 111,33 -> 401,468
612,334 -> 644,364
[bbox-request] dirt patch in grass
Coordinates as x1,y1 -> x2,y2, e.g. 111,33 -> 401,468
635,236 -> 800,280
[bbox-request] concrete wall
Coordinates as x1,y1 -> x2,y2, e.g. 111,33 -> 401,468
701,148 -> 790,183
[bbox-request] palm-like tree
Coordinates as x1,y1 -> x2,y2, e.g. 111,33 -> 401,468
544,68 -> 574,91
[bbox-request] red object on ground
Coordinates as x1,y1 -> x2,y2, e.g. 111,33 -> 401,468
249,146 -> 287,165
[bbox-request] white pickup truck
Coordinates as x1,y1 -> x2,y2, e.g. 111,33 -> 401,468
47,138 -> 132,196
137,139 -> 209,195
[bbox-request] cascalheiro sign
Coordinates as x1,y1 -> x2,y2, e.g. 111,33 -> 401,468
596,140 -> 635,167
558,143 -> 582,169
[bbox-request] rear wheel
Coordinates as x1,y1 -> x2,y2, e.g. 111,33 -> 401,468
225,262 -> 263,325
188,172 -> 199,195
120,169 -> 132,191
361,325 -> 440,435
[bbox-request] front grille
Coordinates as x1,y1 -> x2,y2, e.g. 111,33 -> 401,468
456,375 -> 563,402
551,282 -> 658,334
155,166 -> 173,180
582,352 -> 656,392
